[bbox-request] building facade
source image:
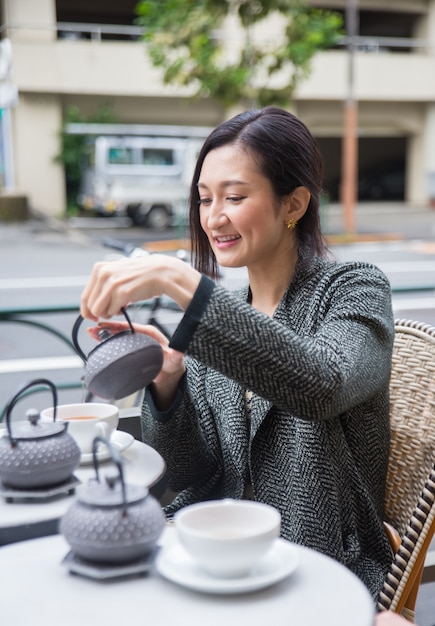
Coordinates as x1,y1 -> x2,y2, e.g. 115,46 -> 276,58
1,0 -> 435,217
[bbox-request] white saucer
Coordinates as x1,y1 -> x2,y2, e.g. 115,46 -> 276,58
156,537 -> 299,594
79,431 -> 135,465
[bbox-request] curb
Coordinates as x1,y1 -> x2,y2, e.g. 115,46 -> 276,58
144,239 -> 191,252
326,232 -> 403,245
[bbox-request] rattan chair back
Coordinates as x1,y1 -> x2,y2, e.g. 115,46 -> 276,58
385,319 -> 435,537
378,463 -> 435,617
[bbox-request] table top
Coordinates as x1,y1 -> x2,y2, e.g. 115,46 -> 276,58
0,528 -> 375,626
0,437 -> 166,544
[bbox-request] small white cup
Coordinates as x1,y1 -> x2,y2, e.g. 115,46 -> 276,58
40,403 -> 119,454
175,499 -> 281,578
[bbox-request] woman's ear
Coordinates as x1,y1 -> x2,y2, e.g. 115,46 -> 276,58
283,186 -> 311,222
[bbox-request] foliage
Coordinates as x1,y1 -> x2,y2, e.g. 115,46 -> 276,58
135,0 -> 343,108
55,104 -> 115,214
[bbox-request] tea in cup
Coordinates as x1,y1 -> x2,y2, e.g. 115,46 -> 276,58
40,403 -> 119,454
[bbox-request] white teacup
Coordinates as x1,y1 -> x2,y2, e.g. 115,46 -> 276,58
175,499 -> 281,578
40,403 -> 119,454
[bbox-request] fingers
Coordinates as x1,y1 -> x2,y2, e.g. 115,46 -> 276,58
132,323 -> 170,346
80,261 -> 117,320
80,259 -> 141,320
86,321 -> 130,342
374,612 -> 411,626
86,321 -> 170,348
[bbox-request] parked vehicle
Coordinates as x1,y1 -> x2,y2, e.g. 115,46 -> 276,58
68,123 -> 212,229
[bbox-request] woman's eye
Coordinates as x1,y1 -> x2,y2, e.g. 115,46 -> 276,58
198,195 -> 246,206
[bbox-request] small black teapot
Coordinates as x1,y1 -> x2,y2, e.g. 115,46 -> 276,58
72,307 -> 163,400
0,378 -> 81,489
60,436 -> 165,564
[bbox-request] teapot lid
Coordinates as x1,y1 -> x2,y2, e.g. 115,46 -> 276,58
7,409 -> 66,441
3,379 -> 63,443
77,477 -> 149,508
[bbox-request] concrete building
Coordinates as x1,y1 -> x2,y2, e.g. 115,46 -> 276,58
1,0 -> 435,217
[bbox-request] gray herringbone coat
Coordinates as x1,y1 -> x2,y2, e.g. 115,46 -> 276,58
141,256 -> 395,599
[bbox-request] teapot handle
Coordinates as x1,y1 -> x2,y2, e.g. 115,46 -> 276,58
72,307 -> 136,363
4,378 -> 58,444
92,435 -> 128,516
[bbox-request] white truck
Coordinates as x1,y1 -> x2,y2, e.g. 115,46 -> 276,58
67,123 -> 212,229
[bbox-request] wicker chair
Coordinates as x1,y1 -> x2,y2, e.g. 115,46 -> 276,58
377,319 -> 435,621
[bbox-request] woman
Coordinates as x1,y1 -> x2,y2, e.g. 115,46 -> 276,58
81,107 -> 394,599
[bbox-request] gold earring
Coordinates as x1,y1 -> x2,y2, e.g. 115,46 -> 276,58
285,219 -> 298,230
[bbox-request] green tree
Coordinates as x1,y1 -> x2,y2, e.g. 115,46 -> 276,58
55,104 -> 115,215
135,0 -> 343,108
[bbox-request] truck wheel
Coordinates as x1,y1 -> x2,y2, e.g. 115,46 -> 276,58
146,206 -> 171,230
127,204 -> 146,226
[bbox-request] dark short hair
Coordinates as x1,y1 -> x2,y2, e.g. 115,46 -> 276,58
189,106 -> 328,278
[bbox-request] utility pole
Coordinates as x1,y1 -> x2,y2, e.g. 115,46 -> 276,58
341,0 -> 359,234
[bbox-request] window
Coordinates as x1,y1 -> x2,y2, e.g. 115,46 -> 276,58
108,147 -> 134,165
140,148 -> 174,166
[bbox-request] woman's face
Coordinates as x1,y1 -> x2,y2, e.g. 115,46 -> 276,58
198,144 -> 291,270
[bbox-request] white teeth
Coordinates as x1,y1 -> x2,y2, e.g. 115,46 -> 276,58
216,235 -> 239,242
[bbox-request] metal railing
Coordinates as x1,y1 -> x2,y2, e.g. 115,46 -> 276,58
0,21 -> 145,41
1,21 -> 434,53
0,303 -> 80,354
0,303 -> 83,421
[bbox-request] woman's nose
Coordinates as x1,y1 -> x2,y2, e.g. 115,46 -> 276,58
206,200 -> 228,229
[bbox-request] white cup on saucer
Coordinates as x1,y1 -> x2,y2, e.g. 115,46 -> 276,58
40,403 -> 119,455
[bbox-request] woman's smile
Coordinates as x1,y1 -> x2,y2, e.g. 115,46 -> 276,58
214,234 -> 241,248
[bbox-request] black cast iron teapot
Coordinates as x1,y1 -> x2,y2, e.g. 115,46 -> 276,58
0,378 -> 81,489
60,435 -> 165,564
72,307 -> 163,400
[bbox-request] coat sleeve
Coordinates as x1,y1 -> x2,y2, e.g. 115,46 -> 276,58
171,262 -> 394,421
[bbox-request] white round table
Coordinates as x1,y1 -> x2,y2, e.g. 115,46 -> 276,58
0,527 -> 375,626
0,438 -> 166,545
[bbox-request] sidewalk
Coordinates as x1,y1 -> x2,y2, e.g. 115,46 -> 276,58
2,201 -> 435,247
322,202 -> 435,244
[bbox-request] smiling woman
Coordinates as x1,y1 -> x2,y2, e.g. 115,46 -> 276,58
80,106 -> 395,605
